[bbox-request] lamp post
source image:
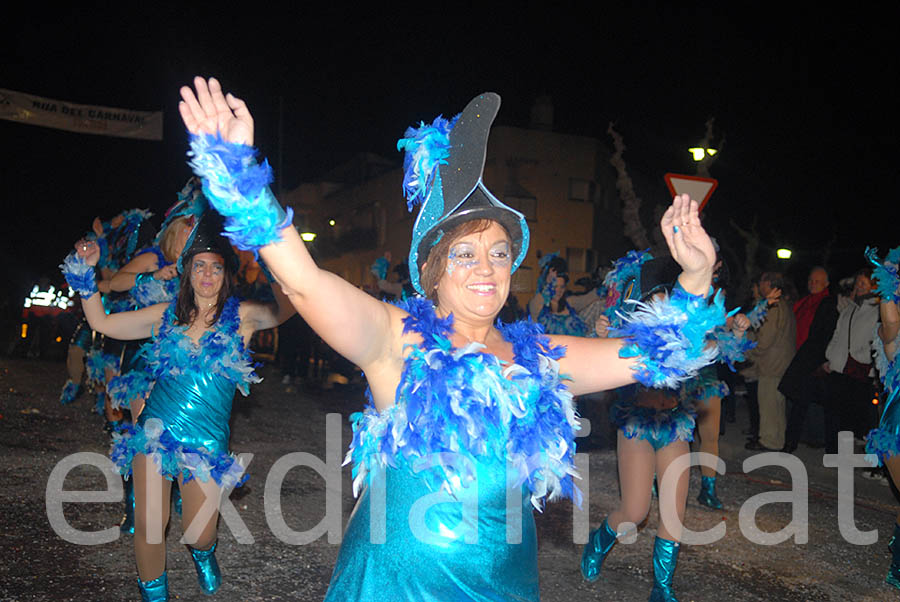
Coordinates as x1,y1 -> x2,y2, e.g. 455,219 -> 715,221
776,248 -> 792,260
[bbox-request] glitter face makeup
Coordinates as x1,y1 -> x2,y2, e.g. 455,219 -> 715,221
446,241 -> 511,275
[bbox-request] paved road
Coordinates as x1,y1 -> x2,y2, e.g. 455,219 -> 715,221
2,357 -> 899,601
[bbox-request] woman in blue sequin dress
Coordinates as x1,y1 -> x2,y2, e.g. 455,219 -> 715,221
175,77 -> 726,602
67,211 -> 294,601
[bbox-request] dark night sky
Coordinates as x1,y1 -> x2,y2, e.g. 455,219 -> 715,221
2,6 -> 897,308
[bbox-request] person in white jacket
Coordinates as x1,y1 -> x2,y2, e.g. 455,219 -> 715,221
822,268 -> 879,453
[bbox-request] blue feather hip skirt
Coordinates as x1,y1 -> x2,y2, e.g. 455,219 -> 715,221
865,395 -> 900,466
682,365 -> 729,404
610,400 -> 696,451
110,373 -> 246,488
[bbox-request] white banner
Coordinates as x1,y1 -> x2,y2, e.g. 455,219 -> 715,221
0,88 -> 162,141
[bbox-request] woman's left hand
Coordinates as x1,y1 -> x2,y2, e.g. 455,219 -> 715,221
179,76 -> 254,146
731,313 -> 750,337
660,194 -> 716,294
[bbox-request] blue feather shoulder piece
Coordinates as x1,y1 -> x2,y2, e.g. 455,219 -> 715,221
746,299 -> 768,330
187,133 -> 293,254
611,287 -> 726,389
866,246 -> 900,304
397,114 -> 459,211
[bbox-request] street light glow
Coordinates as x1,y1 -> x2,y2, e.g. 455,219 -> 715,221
688,147 -> 718,161
328,219 -> 336,226
776,248 -> 792,259
300,232 -> 317,242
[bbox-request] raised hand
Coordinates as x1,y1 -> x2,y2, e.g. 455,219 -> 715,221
154,264 -> 178,281
765,287 -> 782,306
75,239 -> 100,267
660,194 -> 716,295
179,76 -> 254,146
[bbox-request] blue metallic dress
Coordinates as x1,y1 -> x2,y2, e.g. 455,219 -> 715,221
325,298 -> 581,601
110,296 -> 258,487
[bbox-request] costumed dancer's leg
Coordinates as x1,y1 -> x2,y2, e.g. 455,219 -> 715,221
133,454 -> 172,593
582,432 -> 655,581
695,396 -> 723,509
652,440 -> 690,602
180,475 -> 224,595
884,455 -> 900,590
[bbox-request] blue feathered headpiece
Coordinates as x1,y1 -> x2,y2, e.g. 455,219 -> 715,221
602,249 -> 653,327
155,177 -> 207,245
400,93 -> 530,295
397,115 -> 458,212
866,246 -> 900,304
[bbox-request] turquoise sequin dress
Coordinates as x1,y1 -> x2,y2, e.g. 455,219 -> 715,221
325,298 -> 581,601
110,296 -> 258,487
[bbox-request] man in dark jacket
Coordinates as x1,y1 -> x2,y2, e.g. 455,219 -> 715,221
778,266 -> 839,453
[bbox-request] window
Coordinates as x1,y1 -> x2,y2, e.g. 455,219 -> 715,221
568,178 -> 594,202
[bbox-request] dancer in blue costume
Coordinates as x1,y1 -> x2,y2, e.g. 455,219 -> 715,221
177,77 -> 725,601
582,254 -> 750,601
101,186 -> 201,535
862,246 -> 900,590
63,209 -> 294,601
527,253 -> 600,337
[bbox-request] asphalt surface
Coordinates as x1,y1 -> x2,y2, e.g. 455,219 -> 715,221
2,356 -> 899,601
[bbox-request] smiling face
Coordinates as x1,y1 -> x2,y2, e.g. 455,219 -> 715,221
434,221 -> 512,322
852,273 -> 872,298
189,252 -> 225,302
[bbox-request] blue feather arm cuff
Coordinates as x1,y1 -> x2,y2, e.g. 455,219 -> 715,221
713,326 -> 756,371
371,256 -> 389,281
187,133 -> 293,254
866,246 -> 900,304
746,299 -> 768,330
60,252 -> 98,299
610,287 -> 726,389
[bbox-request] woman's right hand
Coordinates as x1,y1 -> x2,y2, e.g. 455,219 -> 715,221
75,239 -> 100,267
179,76 -> 254,146
154,264 -> 178,281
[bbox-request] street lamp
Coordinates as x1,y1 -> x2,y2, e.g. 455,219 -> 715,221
776,248 -> 792,260
688,147 -> 718,161
300,232 -> 317,242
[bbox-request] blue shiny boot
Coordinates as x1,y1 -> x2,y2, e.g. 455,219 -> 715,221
887,523 -> 900,590
697,475 -> 723,510
137,571 -> 169,601
581,519 -> 619,582
189,541 -> 222,595
649,537 -> 680,602
120,477 -> 135,534
59,380 -> 80,405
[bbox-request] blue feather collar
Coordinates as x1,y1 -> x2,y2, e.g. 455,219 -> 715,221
346,297 -> 581,510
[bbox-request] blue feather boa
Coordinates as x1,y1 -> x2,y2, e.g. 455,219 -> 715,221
866,246 -> 900,304
132,275 -> 179,307
107,370 -> 154,410
142,296 -> 260,395
712,325 -> 755,371
370,256 -> 390,281
59,252 -> 98,299
397,115 -> 459,211
611,287 -> 726,389
111,418 -> 248,488
187,133 -> 293,254
345,297 -> 581,511
85,350 -> 119,387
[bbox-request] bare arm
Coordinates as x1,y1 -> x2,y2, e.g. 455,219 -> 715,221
238,274 -> 297,333
527,292 -> 545,320
259,228 -> 403,370
108,252 -> 160,292
81,291 -> 166,340
880,300 -> 900,360
552,334 -> 637,395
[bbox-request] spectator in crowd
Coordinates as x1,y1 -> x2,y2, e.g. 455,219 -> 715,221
779,266 -> 838,453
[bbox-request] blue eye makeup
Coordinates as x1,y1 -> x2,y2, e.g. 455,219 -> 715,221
193,261 -> 224,276
446,241 -> 511,274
